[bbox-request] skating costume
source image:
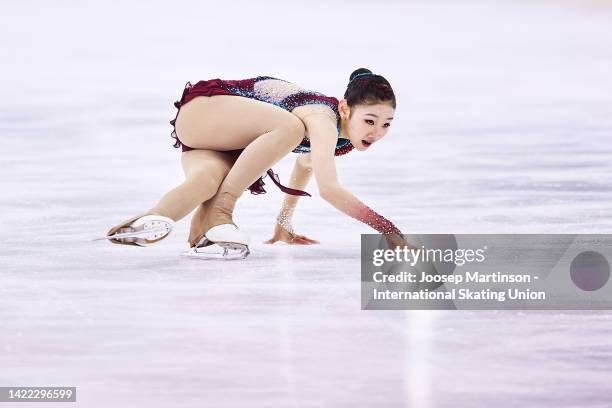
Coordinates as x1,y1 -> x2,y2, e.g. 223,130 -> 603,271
169,76 -> 354,196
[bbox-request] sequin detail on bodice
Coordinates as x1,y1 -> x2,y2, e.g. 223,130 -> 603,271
231,76 -> 354,156
171,76 -> 354,157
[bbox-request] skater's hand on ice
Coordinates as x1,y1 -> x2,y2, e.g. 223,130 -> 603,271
264,223 -> 319,245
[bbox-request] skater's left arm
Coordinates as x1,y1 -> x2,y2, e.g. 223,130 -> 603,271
304,115 -> 407,245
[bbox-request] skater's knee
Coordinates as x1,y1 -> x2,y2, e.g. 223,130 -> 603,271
186,169 -> 225,200
189,160 -> 230,184
278,116 -> 306,144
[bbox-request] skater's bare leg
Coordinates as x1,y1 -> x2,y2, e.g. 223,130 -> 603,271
174,95 -> 306,233
149,149 -> 236,219
107,149 -> 235,236
203,123 -> 305,230
188,200 -> 212,246
187,151 -> 241,246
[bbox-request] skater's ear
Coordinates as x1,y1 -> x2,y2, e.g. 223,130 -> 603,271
338,99 -> 351,120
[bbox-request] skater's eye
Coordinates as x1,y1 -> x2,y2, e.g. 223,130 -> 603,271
365,119 -> 375,125
383,123 -> 391,128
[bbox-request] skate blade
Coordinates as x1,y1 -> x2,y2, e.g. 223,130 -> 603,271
182,242 -> 250,260
94,223 -> 172,246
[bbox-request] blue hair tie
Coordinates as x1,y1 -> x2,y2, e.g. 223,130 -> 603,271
348,72 -> 375,85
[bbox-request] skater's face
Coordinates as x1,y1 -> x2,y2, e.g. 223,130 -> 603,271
340,101 -> 395,151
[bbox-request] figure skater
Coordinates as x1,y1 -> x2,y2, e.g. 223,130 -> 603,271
105,68 -> 408,259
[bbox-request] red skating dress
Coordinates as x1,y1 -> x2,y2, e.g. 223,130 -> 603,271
169,76 -> 354,196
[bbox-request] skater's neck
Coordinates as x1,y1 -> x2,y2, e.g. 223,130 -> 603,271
339,116 -> 349,139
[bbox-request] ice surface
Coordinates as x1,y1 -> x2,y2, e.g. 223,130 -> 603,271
2,0 -> 612,407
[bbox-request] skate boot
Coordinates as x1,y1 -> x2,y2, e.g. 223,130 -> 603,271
183,191 -> 250,259
98,214 -> 175,246
183,225 -> 250,260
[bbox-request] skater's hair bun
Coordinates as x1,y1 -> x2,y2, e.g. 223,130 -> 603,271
349,68 -> 373,82
344,67 -> 396,110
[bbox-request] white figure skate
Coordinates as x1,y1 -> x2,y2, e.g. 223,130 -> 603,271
183,224 -> 250,260
96,215 -> 175,246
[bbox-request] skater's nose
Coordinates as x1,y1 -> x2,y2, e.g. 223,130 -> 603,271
373,127 -> 387,141
367,130 -> 383,142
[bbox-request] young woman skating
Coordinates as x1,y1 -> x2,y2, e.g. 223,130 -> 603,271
106,68 -> 407,259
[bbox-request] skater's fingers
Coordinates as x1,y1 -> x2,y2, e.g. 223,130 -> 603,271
290,237 -> 311,245
264,238 -> 278,244
303,237 -> 319,243
294,235 -> 311,241
295,235 -> 319,244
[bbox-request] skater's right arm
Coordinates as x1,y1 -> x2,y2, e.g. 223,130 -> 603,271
275,154 -> 313,230
265,154 -> 320,245
304,115 -> 404,237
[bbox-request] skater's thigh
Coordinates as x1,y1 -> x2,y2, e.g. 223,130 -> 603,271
174,95 -> 304,151
181,149 -> 238,186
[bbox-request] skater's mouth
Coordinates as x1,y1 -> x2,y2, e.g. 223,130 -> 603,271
361,139 -> 373,148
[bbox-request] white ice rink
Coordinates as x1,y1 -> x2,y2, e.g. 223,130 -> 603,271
2,0 -> 612,406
